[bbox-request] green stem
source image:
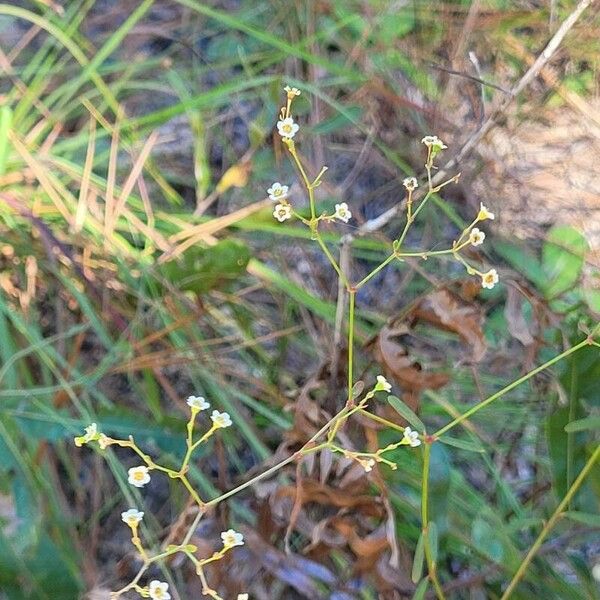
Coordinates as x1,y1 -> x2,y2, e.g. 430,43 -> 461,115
314,232 -> 348,287
356,253 -> 395,289
434,338 -> 591,438
500,444 -> 600,600
358,408 -> 406,434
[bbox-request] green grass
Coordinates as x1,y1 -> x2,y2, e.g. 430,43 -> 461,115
0,1 -> 598,599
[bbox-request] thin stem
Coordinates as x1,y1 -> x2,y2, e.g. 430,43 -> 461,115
288,144 -> 316,218
206,404 -> 353,507
359,408 -> 407,435
347,289 -> 355,404
356,253 -> 395,289
500,444 -> 600,600
180,474 -> 205,507
314,232 -> 349,287
434,338 -> 591,438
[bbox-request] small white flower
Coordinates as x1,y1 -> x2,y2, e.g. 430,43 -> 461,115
469,228 -> 485,246
273,203 -> 292,222
221,529 -> 244,548
211,410 -> 232,429
121,508 -> 144,527
421,135 -> 447,151
186,395 -> 210,411
267,182 -> 289,201
403,427 -> 421,447
592,562 -> 600,582
284,85 -> 301,97
334,202 -> 352,223
128,466 -> 151,488
277,117 -> 299,140
375,375 -> 392,392
477,202 -> 495,221
74,423 -> 97,447
363,458 -> 376,472
148,580 -> 171,600
403,177 -> 418,191
237,595 -> 249,600
481,268 -> 499,290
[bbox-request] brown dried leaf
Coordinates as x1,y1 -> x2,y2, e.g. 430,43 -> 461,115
372,321 -> 449,410
504,286 -> 535,346
410,288 -> 487,362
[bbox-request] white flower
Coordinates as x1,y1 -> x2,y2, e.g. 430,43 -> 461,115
592,562 -> 600,582
284,85 -> 301,97
477,202 -> 495,221
469,228 -> 485,246
267,182 -> 289,201
186,395 -> 210,411
273,203 -> 292,222
481,268 -> 499,290
375,375 -> 392,392
211,410 -> 232,429
221,529 -> 244,548
403,177 -> 418,191
74,423 -> 97,447
128,466 -> 151,488
237,595 -> 249,600
363,458 -> 376,472
421,135 -> 447,151
277,117 -> 299,140
148,580 -> 171,600
121,508 -> 144,527
403,427 -> 421,447
334,202 -> 352,223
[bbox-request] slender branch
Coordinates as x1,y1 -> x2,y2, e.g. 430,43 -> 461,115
434,337 -> 591,438
500,444 -> 600,599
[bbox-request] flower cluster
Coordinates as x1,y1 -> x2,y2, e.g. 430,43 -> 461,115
271,85 -> 354,227
74,393 -> 242,599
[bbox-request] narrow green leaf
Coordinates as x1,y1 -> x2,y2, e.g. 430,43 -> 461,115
428,522 -> 439,564
0,105 -> 12,176
387,395 -> 425,432
412,578 -> 429,600
439,436 -> 485,453
564,416 -> 600,433
541,225 -> 588,298
411,532 -> 425,584
562,511 -> 600,527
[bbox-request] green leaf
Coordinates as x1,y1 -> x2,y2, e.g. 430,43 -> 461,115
0,105 -> 12,177
428,521 -> 439,564
160,240 -> 250,294
562,511 -> 600,527
541,226 -> 588,298
564,416 -> 600,433
412,578 -> 429,600
312,106 -> 363,134
387,395 -> 425,432
439,436 -> 485,453
411,532 -> 425,583
472,513 -> 504,562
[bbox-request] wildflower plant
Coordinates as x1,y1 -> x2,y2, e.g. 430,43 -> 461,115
75,85 -> 600,600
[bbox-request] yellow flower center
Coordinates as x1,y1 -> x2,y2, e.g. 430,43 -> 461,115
134,471 -> 145,481
282,124 -> 292,133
